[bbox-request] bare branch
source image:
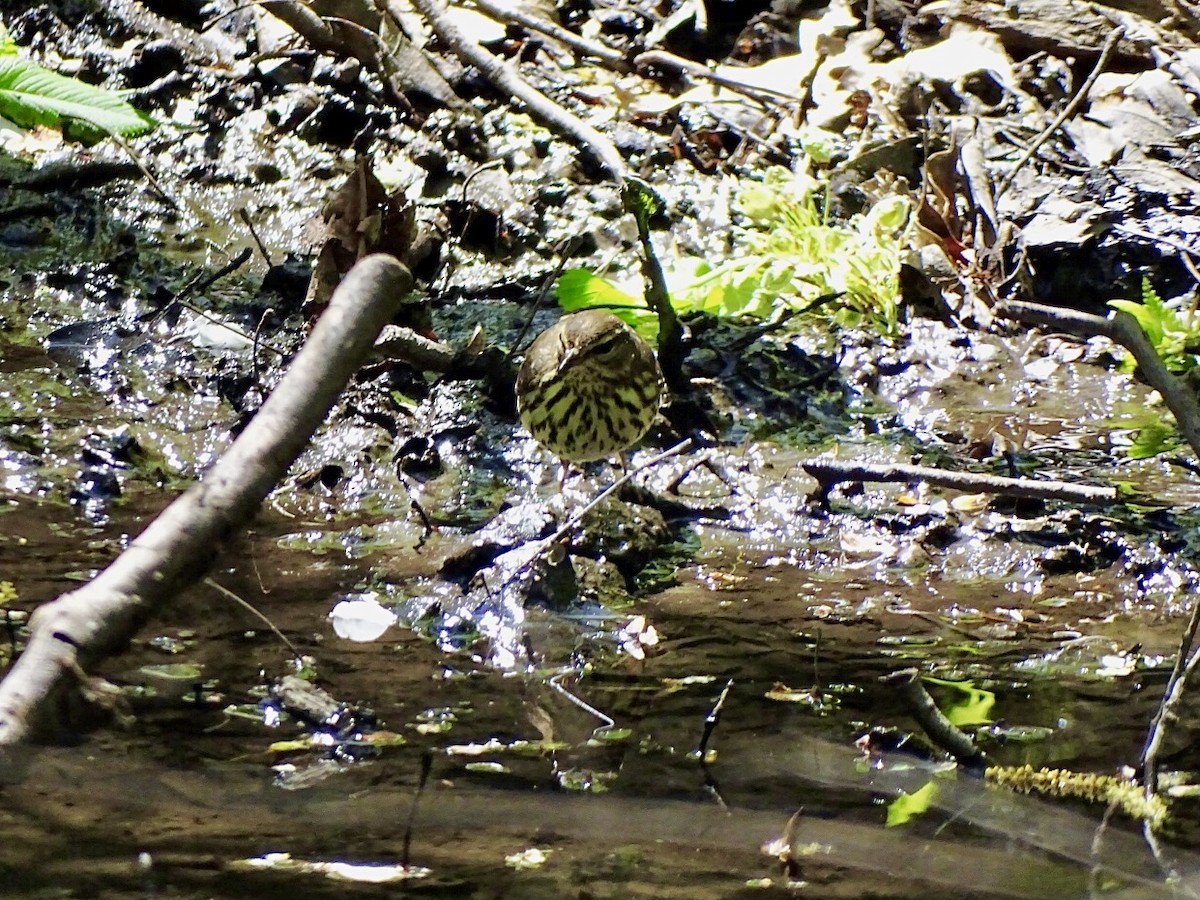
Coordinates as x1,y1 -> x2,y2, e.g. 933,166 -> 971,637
999,299 -> 1200,463
405,0 -> 627,181
802,458 -> 1120,507
0,255 -> 413,746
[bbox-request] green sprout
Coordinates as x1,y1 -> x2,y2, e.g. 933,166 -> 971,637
555,166 -> 910,336
675,167 -> 909,333
1109,278 -> 1200,374
1107,278 -> 1200,457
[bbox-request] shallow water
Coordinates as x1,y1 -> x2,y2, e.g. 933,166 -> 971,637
4,6 -> 1200,894
3,474 -> 1199,898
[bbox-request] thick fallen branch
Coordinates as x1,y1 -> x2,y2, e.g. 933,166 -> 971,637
998,299 -> 1200,462
802,458 -> 1119,506
0,254 -> 412,746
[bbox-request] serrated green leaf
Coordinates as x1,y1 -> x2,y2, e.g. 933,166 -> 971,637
667,166 -> 906,332
0,55 -> 155,141
1109,279 -> 1200,374
1142,277 -> 1162,307
1109,299 -> 1165,346
568,166 -> 906,333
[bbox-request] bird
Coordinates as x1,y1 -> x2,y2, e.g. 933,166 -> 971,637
516,310 -> 663,466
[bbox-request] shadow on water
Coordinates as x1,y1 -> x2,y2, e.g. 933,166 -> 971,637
1,735 -> 1196,900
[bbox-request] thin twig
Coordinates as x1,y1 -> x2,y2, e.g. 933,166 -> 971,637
1110,222 -> 1200,263
459,158 -> 507,207
492,439 -> 694,599
542,438 -> 693,550
204,578 -> 303,664
548,670 -> 615,732
238,208 -> 274,267
507,237 -> 581,364
882,668 -> 989,768
140,249 -> 287,359
995,26 -> 1124,198
470,0 -> 631,70
695,678 -> 733,760
1141,598 -> 1200,792
694,0 -> 709,38
634,49 -> 804,105
1138,636 -> 1200,899
1141,821 -> 1194,898
109,132 -> 183,212
252,306 -> 274,387
176,246 -> 254,299
401,750 -> 434,870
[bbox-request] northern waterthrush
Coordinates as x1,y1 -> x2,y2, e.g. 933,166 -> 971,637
516,310 -> 663,464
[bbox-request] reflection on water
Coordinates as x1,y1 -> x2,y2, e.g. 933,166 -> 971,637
6,301 -> 1200,898
3,734 -> 1195,900
3,490 -> 1200,898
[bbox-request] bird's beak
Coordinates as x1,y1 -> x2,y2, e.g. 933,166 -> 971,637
556,345 -> 579,375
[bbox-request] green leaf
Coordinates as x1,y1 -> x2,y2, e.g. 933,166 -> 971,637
587,726 -> 632,745
1109,298 -> 1165,346
737,181 -> 781,222
1109,279 -> 1200,374
886,780 -> 938,827
866,195 -> 911,234
0,55 -> 155,142
924,676 -> 995,727
554,268 -> 657,339
1126,420 -> 1181,459
667,166 -> 906,332
1142,277 -> 1162,307
567,166 -> 908,334
556,268 -> 643,311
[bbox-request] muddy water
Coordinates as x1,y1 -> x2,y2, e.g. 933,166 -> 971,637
2,465 -> 1199,899
4,309 -> 1200,897
2,78 -> 1197,899
5,281 -> 1200,898
0,738 -> 1188,900
7,0 -> 1200,893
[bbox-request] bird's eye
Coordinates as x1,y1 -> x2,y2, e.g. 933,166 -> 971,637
590,337 -> 621,356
